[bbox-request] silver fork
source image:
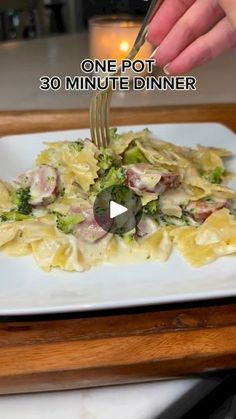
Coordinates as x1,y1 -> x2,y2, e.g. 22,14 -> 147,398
89,0 -> 164,149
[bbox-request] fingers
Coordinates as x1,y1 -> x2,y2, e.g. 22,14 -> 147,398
165,17 -> 236,75
219,0 -> 236,27
147,0 -> 195,46
154,0 -> 225,67
147,0 -> 236,75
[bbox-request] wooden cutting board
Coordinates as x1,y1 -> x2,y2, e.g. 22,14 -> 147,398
0,104 -> 235,135
0,103 -> 236,395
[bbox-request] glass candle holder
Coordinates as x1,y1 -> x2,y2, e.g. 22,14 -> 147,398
89,15 -> 153,74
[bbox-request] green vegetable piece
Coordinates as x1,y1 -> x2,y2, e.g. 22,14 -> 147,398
156,213 -> 191,227
69,140 -> 84,153
142,200 -> 194,227
0,211 -> 32,222
100,167 -> 125,190
202,167 -> 224,184
60,187 -> 66,197
110,127 -> 118,141
98,149 -> 119,171
121,232 -> 135,246
12,187 -> 32,215
203,195 -> 213,202
123,146 -> 147,164
143,200 -> 159,217
56,214 -> 84,234
111,184 -> 133,206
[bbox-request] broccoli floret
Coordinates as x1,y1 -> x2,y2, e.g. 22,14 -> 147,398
156,213 -> 191,227
155,209 -> 199,227
143,200 -> 159,217
100,167 -> 125,190
203,195 -> 213,202
69,140 -> 84,153
142,200 -> 194,226
110,127 -> 119,141
0,211 -> 32,222
60,187 -> 66,197
201,167 -> 224,184
123,146 -> 147,164
111,184 -> 134,207
120,232 -> 135,246
56,214 -> 84,234
98,149 -> 120,172
12,187 -> 32,215
98,151 -> 113,171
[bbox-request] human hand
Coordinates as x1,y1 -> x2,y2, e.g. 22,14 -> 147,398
147,0 -> 236,75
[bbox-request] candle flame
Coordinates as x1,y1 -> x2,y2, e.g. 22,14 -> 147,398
119,41 -> 130,52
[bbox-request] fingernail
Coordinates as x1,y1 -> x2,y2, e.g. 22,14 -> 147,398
163,64 -> 171,75
150,46 -> 159,60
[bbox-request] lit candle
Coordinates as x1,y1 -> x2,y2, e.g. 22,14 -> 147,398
89,15 -> 153,66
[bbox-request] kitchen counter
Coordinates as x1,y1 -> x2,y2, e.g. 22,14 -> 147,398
0,33 -> 235,111
0,378 -> 210,419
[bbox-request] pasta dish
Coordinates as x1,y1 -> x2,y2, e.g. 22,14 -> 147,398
0,128 -> 236,272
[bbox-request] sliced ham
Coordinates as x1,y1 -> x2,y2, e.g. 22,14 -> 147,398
17,165 -> 58,205
71,207 -> 108,243
137,216 -> 158,238
157,172 -> 180,193
125,164 -> 179,195
185,199 -> 227,223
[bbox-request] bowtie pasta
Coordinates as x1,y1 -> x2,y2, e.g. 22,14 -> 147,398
0,128 -> 236,272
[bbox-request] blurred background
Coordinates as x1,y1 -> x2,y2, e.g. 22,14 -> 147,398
0,0 -> 149,41
0,0 -> 235,111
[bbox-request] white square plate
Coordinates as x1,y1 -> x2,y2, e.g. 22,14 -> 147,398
0,123 -> 236,315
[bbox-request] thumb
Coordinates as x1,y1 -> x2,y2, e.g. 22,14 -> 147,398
219,0 -> 236,28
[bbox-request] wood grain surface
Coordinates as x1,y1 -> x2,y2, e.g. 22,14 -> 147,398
1,303 -> 236,394
0,103 -> 235,135
0,103 -> 236,395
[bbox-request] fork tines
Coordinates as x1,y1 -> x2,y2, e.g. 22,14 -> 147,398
89,88 -> 112,149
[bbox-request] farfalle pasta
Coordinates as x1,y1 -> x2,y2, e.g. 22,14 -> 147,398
0,128 -> 236,272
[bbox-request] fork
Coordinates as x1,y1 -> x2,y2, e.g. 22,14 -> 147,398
89,0 -> 164,149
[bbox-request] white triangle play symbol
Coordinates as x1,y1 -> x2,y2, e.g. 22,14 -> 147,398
110,201 -> 128,219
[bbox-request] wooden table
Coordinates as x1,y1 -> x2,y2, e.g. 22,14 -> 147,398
0,104 -> 236,395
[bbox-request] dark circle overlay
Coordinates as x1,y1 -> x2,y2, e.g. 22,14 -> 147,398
93,185 -> 142,235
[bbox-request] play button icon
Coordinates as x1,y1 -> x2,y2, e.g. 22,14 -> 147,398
93,185 -> 142,235
110,201 -> 128,219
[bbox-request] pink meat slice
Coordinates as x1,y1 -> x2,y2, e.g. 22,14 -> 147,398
125,164 -> 179,194
158,172 -> 179,188
71,206 -> 108,243
137,216 -> 158,238
17,165 -> 58,205
186,199 -> 227,223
